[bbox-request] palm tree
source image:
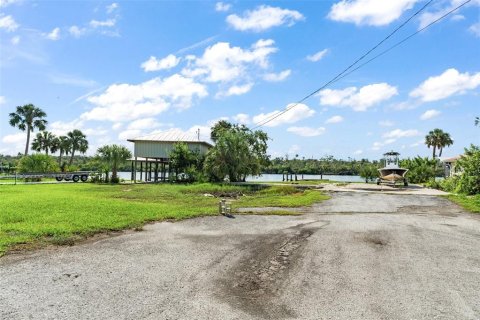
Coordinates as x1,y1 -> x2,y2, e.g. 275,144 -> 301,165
67,129 -> 88,165
31,131 -> 58,155
8,104 -> 48,156
425,128 -> 453,159
96,144 -> 132,182
57,136 -> 71,166
438,132 -> 453,157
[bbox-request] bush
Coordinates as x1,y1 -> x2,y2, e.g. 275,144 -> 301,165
440,176 -> 459,192
400,157 -> 437,184
439,145 -> 480,195
359,164 -> 378,183
424,178 -> 441,189
18,154 -> 59,174
454,145 -> 480,195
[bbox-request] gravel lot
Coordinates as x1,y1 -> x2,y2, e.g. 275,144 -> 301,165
1,192 -> 480,320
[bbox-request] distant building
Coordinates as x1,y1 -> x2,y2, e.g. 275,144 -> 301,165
127,131 -> 212,183
442,155 -> 463,177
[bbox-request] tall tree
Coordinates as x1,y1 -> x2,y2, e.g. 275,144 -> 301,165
57,135 -> 71,166
67,129 -> 88,165
8,104 -> 48,156
425,128 -> 453,159
204,121 -> 269,182
438,132 -> 453,157
32,131 -> 58,155
96,144 -> 131,182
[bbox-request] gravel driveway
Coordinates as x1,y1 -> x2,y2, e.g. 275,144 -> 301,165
1,192 -> 480,319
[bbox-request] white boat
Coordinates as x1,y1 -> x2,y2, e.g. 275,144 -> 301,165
377,151 -> 408,186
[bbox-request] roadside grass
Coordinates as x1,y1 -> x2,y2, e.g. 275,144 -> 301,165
446,194 -> 480,213
234,185 -> 330,208
251,179 -> 339,185
0,183 -> 329,256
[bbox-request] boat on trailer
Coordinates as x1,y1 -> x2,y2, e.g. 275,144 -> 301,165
377,151 -> 408,186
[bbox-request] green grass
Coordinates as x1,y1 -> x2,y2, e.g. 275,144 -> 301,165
251,179 -> 339,185
446,194 -> 480,213
0,183 -> 329,256
234,185 -> 330,208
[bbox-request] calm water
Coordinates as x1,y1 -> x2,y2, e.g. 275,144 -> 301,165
116,172 -> 364,182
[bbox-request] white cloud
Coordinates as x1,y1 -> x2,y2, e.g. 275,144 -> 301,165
106,2 -> 118,14
419,0 -> 480,29
420,109 -> 441,120
372,138 -> 396,151
69,25 -> 87,37
383,129 -> 421,139
253,103 -> 315,127
318,83 -> 398,111
127,118 -> 163,131
307,49 -> 329,62
215,2 -> 231,12
469,22 -> 480,37
379,120 -> 394,127
0,0 -> 20,7
10,35 -> 19,45
353,149 -> 363,155
49,119 -> 85,136
119,129 -> 141,141
0,96 -> 6,105
82,74 -> 207,122
232,113 -> 250,124
410,68 -> 480,102
217,83 -> 253,98
226,5 -> 304,32
0,15 -> 19,32
45,27 -> 60,40
263,69 -> 291,82
328,0 -> 418,26
450,14 -> 465,21
141,54 -> 181,72
410,139 -> 424,147
287,126 -> 326,137
112,123 -> 123,130
2,132 -> 24,144
90,19 -> 116,28
325,115 -> 344,124
182,39 -> 277,85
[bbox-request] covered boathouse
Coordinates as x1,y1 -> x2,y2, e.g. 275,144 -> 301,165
127,131 -> 212,183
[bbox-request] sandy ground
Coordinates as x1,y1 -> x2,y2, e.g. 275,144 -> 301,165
1,192 -> 479,320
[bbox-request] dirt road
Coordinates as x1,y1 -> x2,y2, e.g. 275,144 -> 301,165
1,192 -> 480,319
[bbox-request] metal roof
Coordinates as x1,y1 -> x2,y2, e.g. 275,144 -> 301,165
127,130 -> 213,147
441,155 -> 463,163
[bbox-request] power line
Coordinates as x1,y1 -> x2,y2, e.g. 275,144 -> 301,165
252,0 -> 435,128
325,0 -> 473,85
252,0 -> 471,129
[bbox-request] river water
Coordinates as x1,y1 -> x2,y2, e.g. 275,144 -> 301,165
116,172 -> 364,183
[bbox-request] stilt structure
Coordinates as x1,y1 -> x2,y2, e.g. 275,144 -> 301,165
127,131 -> 212,183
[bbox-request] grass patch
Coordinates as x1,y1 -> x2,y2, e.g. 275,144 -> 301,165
252,179 -> 338,185
235,186 -> 330,208
446,194 -> 480,213
0,183 -> 328,256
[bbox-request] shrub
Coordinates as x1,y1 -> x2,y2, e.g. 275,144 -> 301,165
359,164 -> 378,183
454,145 -> 480,195
439,145 -> 480,195
18,154 -> 59,174
400,157 -> 437,183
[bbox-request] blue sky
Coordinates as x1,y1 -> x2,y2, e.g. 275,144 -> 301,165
0,0 -> 479,160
